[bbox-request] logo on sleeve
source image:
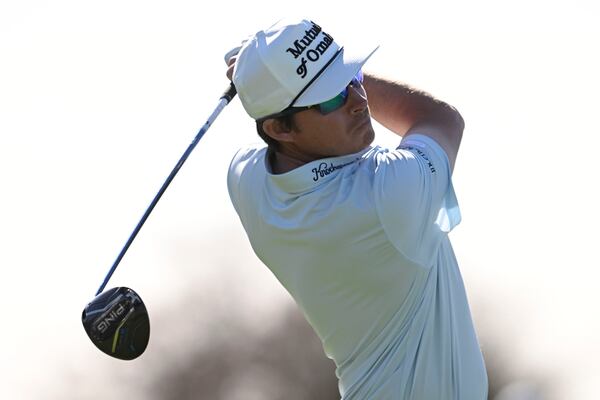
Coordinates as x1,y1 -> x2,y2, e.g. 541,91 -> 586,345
402,146 -> 436,173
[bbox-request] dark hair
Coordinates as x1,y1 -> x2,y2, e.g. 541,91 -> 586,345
255,114 -> 297,150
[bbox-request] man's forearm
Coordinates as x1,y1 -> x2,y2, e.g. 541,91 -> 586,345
363,72 -> 464,137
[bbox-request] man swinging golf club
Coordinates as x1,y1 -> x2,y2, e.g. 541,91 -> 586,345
225,18 -> 487,399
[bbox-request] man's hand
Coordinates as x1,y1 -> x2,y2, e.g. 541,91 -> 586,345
226,55 -> 237,81
224,43 -> 244,81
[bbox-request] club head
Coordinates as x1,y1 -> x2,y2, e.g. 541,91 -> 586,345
82,287 -> 150,360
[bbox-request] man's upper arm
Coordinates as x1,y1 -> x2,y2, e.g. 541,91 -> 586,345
372,137 -> 461,267
404,118 -> 463,173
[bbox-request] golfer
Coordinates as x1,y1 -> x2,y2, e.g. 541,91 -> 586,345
225,18 -> 487,399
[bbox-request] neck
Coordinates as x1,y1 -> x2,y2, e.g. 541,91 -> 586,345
270,150 -> 311,174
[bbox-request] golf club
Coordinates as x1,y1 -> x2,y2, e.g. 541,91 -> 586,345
82,83 -> 237,360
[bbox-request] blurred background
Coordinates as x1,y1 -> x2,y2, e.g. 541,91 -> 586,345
1,1 -> 598,399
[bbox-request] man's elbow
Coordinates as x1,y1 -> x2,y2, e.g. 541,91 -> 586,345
429,102 -> 465,138
445,103 -> 465,136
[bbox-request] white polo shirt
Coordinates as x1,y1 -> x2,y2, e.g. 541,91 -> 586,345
227,134 -> 487,399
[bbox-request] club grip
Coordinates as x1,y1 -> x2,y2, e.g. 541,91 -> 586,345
221,82 -> 237,102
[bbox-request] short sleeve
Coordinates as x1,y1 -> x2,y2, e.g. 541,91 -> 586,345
372,134 -> 461,267
227,148 -> 245,215
227,146 -> 263,217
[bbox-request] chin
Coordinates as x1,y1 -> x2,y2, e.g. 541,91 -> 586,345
363,125 -> 375,146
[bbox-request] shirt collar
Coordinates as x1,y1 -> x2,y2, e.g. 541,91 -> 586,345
266,147 -> 372,194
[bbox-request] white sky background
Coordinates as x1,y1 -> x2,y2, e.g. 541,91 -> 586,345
1,0 -> 599,399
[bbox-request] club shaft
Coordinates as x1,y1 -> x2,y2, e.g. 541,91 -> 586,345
96,84 -> 237,296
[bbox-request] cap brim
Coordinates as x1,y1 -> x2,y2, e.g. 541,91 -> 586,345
292,44 -> 379,107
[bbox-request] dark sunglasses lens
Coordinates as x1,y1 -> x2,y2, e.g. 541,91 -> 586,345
318,90 -> 347,114
82,287 -> 150,360
317,70 -> 363,115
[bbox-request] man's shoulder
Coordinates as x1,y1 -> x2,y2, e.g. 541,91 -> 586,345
363,137 -> 450,179
229,144 -> 268,175
227,145 -> 268,212
230,144 -> 267,164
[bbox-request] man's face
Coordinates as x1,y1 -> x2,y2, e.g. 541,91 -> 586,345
283,80 -> 375,160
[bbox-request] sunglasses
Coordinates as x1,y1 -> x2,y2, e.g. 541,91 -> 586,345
311,69 -> 364,114
260,70 -> 364,121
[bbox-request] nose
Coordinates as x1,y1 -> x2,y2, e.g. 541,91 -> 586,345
346,84 -> 368,114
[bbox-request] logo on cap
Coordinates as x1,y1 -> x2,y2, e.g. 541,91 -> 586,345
285,21 -> 334,79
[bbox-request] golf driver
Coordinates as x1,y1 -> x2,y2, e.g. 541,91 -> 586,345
82,83 -> 237,360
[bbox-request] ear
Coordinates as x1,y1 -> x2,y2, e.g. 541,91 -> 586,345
261,118 -> 296,144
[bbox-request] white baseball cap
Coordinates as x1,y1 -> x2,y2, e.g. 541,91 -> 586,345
232,18 -> 379,120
